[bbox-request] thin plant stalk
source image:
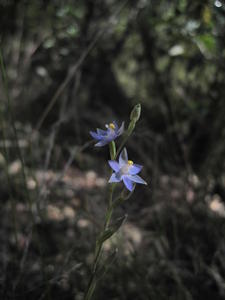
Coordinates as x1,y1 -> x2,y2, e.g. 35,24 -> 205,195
84,184 -> 115,300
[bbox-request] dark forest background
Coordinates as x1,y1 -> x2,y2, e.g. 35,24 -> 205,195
1,0 -> 225,299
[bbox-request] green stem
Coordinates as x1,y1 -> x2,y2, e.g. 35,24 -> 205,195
84,184 -> 114,300
109,141 -> 116,160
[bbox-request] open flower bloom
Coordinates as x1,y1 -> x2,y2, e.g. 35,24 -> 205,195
108,148 -> 147,191
90,121 -> 124,147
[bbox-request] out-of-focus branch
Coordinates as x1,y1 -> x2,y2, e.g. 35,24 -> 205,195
34,0 -> 129,133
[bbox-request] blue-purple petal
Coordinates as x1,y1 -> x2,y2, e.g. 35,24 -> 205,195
90,131 -> 101,140
109,173 -> 121,183
129,174 -> 147,185
117,121 -> 125,136
107,134 -> 115,142
119,148 -> 128,166
129,164 -> 143,175
97,128 -> 107,136
95,140 -> 108,147
108,160 -> 120,172
122,175 -> 134,191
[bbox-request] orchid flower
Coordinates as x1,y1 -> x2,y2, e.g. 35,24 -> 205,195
108,148 -> 147,191
90,121 -> 124,147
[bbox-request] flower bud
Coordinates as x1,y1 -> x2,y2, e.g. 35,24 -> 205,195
130,104 -> 141,123
127,120 -> 135,135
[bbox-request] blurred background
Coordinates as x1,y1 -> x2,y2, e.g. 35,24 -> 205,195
1,0 -> 225,299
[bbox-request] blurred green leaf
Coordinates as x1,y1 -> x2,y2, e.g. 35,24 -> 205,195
43,38 -> 55,49
66,24 -> 79,37
98,215 -> 127,244
195,34 -> 216,56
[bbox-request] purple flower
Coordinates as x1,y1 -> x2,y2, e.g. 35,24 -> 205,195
108,148 -> 147,191
90,121 -> 124,147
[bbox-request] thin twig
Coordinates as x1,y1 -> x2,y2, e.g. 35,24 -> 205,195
0,47 -> 33,220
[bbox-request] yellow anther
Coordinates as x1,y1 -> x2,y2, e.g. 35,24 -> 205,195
109,123 -> 115,130
128,160 -> 133,166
